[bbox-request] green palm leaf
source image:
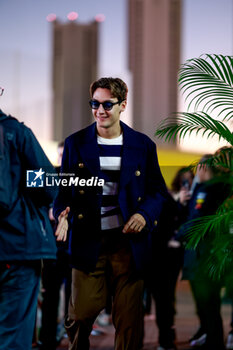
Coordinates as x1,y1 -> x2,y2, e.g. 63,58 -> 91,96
213,148 -> 233,172
198,151 -> 233,173
155,112 -> 233,145
205,234 -> 233,280
183,210 -> 233,249
182,196 -> 233,280
179,54 -> 233,120
155,53 -> 233,280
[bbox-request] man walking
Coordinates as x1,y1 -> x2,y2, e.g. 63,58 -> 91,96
0,86 -> 57,350
54,77 -> 167,350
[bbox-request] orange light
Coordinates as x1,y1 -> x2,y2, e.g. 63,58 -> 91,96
67,12 -> 79,21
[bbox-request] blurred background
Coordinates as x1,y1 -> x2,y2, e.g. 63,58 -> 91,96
1,0 -> 232,184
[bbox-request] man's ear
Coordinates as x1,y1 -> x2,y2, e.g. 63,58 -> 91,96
120,99 -> 127,112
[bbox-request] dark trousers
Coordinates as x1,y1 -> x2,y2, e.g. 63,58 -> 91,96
146,246 -> 183,347
190,278 -> 225,350
65,239 -> 144,350
0,261 -> 41,350
39,249 -> 72,349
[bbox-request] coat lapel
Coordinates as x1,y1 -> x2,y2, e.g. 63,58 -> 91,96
119,122 -> 143,189
76,121 -> 143,184
77,123 -> 101,177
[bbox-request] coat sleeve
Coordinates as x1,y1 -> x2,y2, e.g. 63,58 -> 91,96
136,140 -> 168,232
53,138 -> 73,220
21,125 -> 57,207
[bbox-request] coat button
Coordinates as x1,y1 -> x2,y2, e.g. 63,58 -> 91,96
137,197 -> 142,202
78,163 -> 84,168
79,190 -> 85,195
154,220 -> 158,226
135,170 -> 141,176
78,214 -> 84,220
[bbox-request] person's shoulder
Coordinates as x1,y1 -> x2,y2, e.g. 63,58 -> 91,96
1,112 -> 30,132
0,112 -> 19,127
0,112 -> 32,140
121,121 -> 155,145
198,180 -> 219,194
204,179 -> 230,201
134,130 -> 157,151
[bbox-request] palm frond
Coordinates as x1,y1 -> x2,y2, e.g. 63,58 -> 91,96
183,209 -> 233,280
183,210 -> 233,250
198,153 -> 233,174
179,54 -> 233,119
213,148 -> 233,172
217,195 -> 233,214
204,234 -> 233,280
155,112 -> 233,145
156,53 -> 233,281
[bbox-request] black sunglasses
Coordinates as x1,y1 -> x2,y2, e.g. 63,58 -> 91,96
89,99 -> 122,111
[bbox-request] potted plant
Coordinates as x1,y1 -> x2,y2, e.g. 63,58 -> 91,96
155,54 -> 233,281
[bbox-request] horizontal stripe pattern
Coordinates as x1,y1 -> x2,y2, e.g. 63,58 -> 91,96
101,215 -> 124,231
97,134 -> 123,230
99,156 -> 121,171
102,182 -> 118,196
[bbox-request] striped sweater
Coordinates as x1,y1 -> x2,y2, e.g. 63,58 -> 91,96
97,134 -> 124,230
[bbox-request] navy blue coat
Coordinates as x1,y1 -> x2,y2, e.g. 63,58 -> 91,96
54,121 -> 168,272
0,111 -> 57,261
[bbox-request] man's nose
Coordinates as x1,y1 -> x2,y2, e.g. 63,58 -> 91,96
97,103 -> 105,112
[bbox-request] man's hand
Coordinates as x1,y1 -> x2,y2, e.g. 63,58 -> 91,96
55,206 -> 70,241
122,213 -> 146,234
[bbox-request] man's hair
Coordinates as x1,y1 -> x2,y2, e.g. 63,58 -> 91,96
90,77 -> 128,102
171,167 -> 194,193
